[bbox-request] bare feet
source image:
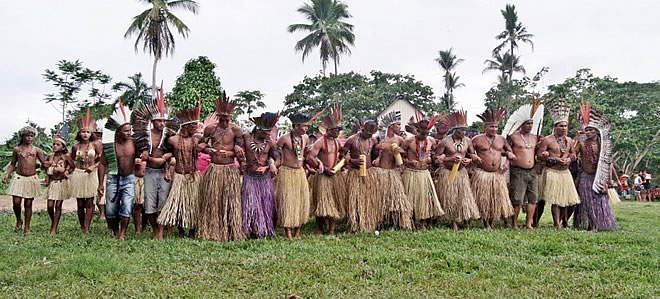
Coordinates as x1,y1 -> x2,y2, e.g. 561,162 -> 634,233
14,220 -> 22,233
451,222 -> 459,232
23,228 -> 30,235
525,225 -> 534,230
285,228 -> 293,240
294,227 -> 301,239
118,233 -> 125,241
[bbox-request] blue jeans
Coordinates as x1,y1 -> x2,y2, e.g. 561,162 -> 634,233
105,174 -> 135,218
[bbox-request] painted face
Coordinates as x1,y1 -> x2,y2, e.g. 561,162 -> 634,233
53,140 -> 65,152
152,119 -> 166,131
118,124 -> 132,140
521,120 -> 534,132
327,127 -> 341,138
79,129 -> 91,141
554,121 -> 568,136
485,123 -> 499,136
218,115 -> 231,129
585,127 -> 598,139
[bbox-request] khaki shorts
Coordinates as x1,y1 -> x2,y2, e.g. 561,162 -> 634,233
509,166 -> 538,205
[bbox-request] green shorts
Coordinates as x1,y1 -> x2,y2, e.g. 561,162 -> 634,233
509,166 -> 538,205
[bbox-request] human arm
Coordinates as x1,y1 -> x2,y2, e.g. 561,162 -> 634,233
2,149 -> 17,183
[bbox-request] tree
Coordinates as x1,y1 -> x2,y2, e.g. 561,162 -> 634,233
483,67 -> 548,128
43,60 -> 112,123
124,0 -> 200,98
435,48 -> 465,112
167,56 -> 222,118
233,90 -> 266,122
493,4 -> 534,81
112,73 -> 151,109
482,52 -> 526,80
287,0 -> 355,76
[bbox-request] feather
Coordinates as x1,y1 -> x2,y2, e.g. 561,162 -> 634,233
502,104 -> 545,136
378,110 -> 402,139
584,108 -> 612,193
545,98 -> 570,125
250,111 -> 281,130
213,91 -> 237,117
76,107 -> 97,132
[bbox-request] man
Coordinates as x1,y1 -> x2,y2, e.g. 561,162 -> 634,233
471,108 -> 516,229
400,115 -> 444,231
340,119 -> 381,233
306,102 -> 345,235
241,112 -> 281,238
276,111 -> 322,239
158,104 -> 204,238
374,111 -> 413,230
2,126 -> 47,234
99,100 -> 140,240
503,100 -> 543,229
537,98 -> 580,229
195,93 -> 245,241
132,92 -> 176,239
573,104 -> 618,232
434,110 -> 480,231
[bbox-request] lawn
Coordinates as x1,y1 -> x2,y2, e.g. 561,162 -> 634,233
1,201 -> 658,298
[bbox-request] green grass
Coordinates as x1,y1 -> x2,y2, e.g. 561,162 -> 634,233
1,202 -> 658,298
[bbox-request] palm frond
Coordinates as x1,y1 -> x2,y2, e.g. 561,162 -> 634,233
166,0 -> 199,14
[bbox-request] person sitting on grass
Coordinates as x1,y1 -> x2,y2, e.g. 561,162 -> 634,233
45,129 -> 75,235
2,126 -> 47,234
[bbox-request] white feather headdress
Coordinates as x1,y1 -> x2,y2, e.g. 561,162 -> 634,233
102,98 -> 132,175
502,99 -> 544,137
580,102 -> 612,193
378,110 -> 401,139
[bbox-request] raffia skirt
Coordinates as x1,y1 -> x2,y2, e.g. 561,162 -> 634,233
402,168 -> 444,222
541,168 -> 580,207
47,179 -> 70,201
471,169 -> 514,220
7,174 -> 41,199
96,176 -> 107,205
134,176 -> 145,205
434,167 -> 481,222
573,172 -> 618,231
309,173 -> 345,219
157,172 -> 201,229
377,168 -> 413,229
241,173 -> 277,237
197,164 -> 245,241
608,188 -> 621,206
345,168 -> 383,233
275,166 -> 310,228
70,168 -> 98,199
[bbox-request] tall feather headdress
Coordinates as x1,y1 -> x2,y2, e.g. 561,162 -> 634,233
251,111 -> 282,131
359,117 -> 379,134
476,107 -> 505,125
131,89 -> 177,153
579,103 -> 612,193
176,95 -> 202,127
434,115 -> 451,137
94,119 -> 106,133
102,97 -> 133,175
320,98 -> 343,131
446,110 -> 469,135
76,107 -> 97,132
378,110 -> 401,139
502,98 -> 545,137
214,91 -> 237,117
288,108 -> 325,125
54,124 -> 69,146
546,98 -> 570,125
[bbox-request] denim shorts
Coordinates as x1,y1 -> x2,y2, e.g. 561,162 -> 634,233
105,174 -> 135,218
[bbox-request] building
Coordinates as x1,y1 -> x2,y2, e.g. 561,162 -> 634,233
377,96 -> 423,135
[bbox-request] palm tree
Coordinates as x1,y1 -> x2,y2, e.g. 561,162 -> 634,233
124,0 -> 199,98
482,52 -> 526,80
435,48 -> 465,109
287,0 -> 355,76
111,73 -> 151,109
493,4 -> 534,81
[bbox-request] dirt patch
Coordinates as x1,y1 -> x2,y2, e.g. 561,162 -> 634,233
0,194 -> 78,212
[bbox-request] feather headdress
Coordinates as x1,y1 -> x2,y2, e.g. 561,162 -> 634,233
546,98 -> 570,125
102,98 -> 133,176
251,111 -> 282,131
105,97 -> 132,132
378,110 -> 401,139
150,81 -> 172,120
359,117 -> 379,134
502,99 -> 545,137
476,107 -> 505,125
434,116 -> 451,137
131,91 -> 178,153
54,124 -> 69,146
176,96 -> 202,127
580,103 -> 612,193
288,108 -> 325,125
214,91 -> 237,117
410,115 -> 441,134
446,110 -> 469,135
320,99 -> 343,131
76,107 -> 97,132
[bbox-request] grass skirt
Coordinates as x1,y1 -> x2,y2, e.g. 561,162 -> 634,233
134,176 -> 144,205
402,168 -> 444,221
275,166 -> 310,228
96,176 -> 107,205
377,168 -> 413,229
471,169 -> 514,220
197,164 -> 245,241
309,173 -> 345,219
241,173 -> 277,238
157,172 -> 201,229
47,179 -> 70,201
541,168 -> 580,207
345,168 -> 383,232
608,188 -> 621,206
574,172 -> 618,231
70,168 -> 98,199
7,174 -> 41,199
434,167 -> 480,222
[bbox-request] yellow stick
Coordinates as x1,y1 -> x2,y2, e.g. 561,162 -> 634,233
449,156 -> 461,181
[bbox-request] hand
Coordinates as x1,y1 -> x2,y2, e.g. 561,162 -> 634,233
256,166 -> 269,175
97,185 -> 105,197
472,156 -> 482,165
140,152 -> 149,161
453,156 -> 462,163
164,171 -> 171,182
560,158 -> 571,166
135,158 -> 142,165
434,154 -> 445,165
323,168 -> 336,176
85,165 -> 95,173
234,145 -> 245,159
43,160 -> 52,168
462,158 -> 472,166
507,152 -> 516,161
64,170 -> 70,178
2,174 -> 8,183
408,160 -> 420,168
150,157 -> 166,166
372,158 -> 380,167
540,151 -> 549,159
350,158 -> 362,167
499,163 -> 510,174
269,164 -> 278,176
206,148 -> 218,155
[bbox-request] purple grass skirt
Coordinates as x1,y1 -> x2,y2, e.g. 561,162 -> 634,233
241,172 -> 278,237
574,172 -> 618,231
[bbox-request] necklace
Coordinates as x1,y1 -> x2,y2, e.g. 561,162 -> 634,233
486,135 -> 496,153
324,136 -> 339,167
291,134 -> 303,162
555,134 -> 568,154
250,137 -> 267,154
452,136 -> 465,152
357,136 -> 372,157
415,136 -> 428,159
521,133 -> 532,149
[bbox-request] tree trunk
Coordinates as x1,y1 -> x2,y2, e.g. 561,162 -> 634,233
625,128 -> 660,173
509,42 -> 514,81
152,57 -> 158,100
334,58 -> 338,76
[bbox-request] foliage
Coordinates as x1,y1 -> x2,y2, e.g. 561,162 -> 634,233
483,52 -> 526,80
284,71 -> 443,129
0,202 -> 658,297
111,73 -> 151,109
288,0 -> 355,75
166,56 -> 223,118
43,60 -> 113,123
483,67 -> 548,124
233,90 -> 266,122
436,48 -> 465,111
492,4 -> 534,81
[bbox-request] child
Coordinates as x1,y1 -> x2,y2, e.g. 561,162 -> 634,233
133,159 -> 146,234
45,132 -> 75,235
2,126 -> 47,234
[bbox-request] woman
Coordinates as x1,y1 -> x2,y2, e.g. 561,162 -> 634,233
70,108 -> 102,233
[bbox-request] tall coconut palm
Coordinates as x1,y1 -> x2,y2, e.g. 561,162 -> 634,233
111,73 -> 151,109
493,4 -> 534,81
124,0 -> 199,98
287,0 -> 355,76
435,48 -> 465,108
482,52 -> 526,80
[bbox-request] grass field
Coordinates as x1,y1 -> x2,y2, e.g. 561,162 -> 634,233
1,201 -> 658,298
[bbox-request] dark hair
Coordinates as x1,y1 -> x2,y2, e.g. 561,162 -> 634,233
54,140 -> 69,154
75,130 -> 97,143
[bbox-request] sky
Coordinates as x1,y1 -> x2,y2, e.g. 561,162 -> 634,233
1,0 -> 659,140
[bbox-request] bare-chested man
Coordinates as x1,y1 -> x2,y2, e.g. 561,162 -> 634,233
400,116 -> 444,231
340,119 -> 381,233
99,105 -> 140,240
3,126 -> 47,234
198,94 -> 246,242
471,108 -> 516,229
242,112 -> 281,238
307,103 -> 345,235
537,98 -> 580,229
374,111 -> 413,230
157,106 -> 204,239
434,111 -> 481,231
